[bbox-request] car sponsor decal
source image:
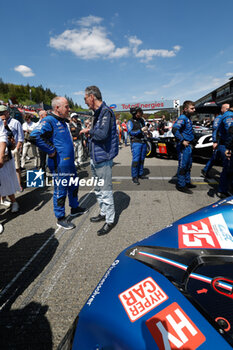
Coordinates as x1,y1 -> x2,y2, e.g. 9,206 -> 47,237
178,214 -> 233,249
118,277 -> 168,322
87,260 -> 120,306
158,143 -> 167,154
109,104 -> 117,109
195,134 -> 212,148
146,302 -> 206,349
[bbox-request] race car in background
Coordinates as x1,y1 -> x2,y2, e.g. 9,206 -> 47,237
146,125 -> 213,160
67,196 -> 233,349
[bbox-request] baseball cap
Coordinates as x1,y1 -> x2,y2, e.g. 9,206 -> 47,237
70,113 -> 78,118
0,105 -> 8,113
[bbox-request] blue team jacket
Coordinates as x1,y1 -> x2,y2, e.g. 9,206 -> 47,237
217,111 -> 233,145
34,113 -> 75,174
172,114 -> 194,143
89,102 -> 119,163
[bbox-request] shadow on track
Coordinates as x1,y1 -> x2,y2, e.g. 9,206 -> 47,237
0,228 -> 58,310
0,301 -> 53,350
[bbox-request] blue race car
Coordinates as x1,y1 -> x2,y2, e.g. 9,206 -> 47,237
71,197 -> 233,350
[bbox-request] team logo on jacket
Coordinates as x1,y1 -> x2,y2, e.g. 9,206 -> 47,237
146,302 -> 206,349
178,214 -> 233,249
118,277 -> 168,322
26,169 -> 44,187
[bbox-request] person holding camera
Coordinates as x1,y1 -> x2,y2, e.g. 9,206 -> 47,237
127,107 -> 147,185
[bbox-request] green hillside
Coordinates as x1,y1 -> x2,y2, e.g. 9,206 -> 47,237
0,78 -> 85,111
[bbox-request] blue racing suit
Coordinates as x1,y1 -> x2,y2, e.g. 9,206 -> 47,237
217,111 -> 233,193
33,113 -> 79,219
127,117 -> 147,178
172,114 -> 194,188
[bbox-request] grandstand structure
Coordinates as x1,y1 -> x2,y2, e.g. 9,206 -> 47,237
195,77 -> 233,114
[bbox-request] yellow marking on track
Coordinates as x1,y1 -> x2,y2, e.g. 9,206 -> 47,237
193,182 -> 218,185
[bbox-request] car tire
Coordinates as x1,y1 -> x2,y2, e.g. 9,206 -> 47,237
146,140 -> 153,158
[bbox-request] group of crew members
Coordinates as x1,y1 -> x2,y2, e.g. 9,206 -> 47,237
128,100 -> 233,199
2,95 -> 233,236
55,99 -> 233,200
201,102 -> 233,198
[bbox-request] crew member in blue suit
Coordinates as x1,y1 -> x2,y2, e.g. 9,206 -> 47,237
216,104 -> 233,198
201,103 -> 229,178
172,100 -> 196,194
127,107 -> 147,185
34,96 -> 88,230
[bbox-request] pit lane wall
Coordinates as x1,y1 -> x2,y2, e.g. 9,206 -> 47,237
109,99 -> 179,112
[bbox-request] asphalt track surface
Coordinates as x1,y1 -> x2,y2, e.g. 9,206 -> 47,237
0,145 -> 222,349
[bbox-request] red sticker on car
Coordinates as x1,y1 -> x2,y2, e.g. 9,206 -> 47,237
146,302 -> 206,349
178,214 -> 233,249
118,277 -> 168,322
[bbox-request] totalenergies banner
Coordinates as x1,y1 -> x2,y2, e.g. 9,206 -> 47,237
109,99 -> 179,112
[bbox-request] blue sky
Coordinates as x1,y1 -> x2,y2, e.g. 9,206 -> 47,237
1,0 -> 233,108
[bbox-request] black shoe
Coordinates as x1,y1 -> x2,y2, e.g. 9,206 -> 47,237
97,222 -> 115,236
57,217 -> 75,230
90,214 -> 106,223
186,183 -> 196,189
201,169 -> 210,178
139,175 -> 147,179
70,206 -> 89,217
176,186 -> 193,194
132,177 -> 140,185
216,192 -> 229,199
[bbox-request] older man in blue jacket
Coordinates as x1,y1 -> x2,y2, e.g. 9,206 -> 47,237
81,86 -> 119,236
172,100 -> 196,194
33,96 -> 88,230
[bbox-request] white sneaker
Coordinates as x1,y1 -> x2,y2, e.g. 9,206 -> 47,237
26,156 -> 30,160
11,202 -> 19,213
1,199 -> 11,207
0,224 -> 3,234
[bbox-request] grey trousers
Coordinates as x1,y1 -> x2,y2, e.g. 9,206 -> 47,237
90,159 -> 115,224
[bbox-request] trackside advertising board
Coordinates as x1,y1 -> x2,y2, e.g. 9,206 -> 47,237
109,100 -> 179,112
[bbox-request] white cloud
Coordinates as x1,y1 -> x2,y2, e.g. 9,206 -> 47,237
73,91 -> 84,96
225,72 -> 233,77
109,47 -> 130,58
49,17 -> 181,63
50,27 -> 128,60
173,45 -> 182,51
14,65 -> 35,77
77,15 -> 103,27
136,45 -> 181,63
128,36 -> 143,48
144,89 -> 158,95
128,36 -> 143,55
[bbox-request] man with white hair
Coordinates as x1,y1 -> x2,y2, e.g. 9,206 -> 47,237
33,97 -> 88,229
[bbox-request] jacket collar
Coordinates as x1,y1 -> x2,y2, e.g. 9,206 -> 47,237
49,112 -> 69,123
